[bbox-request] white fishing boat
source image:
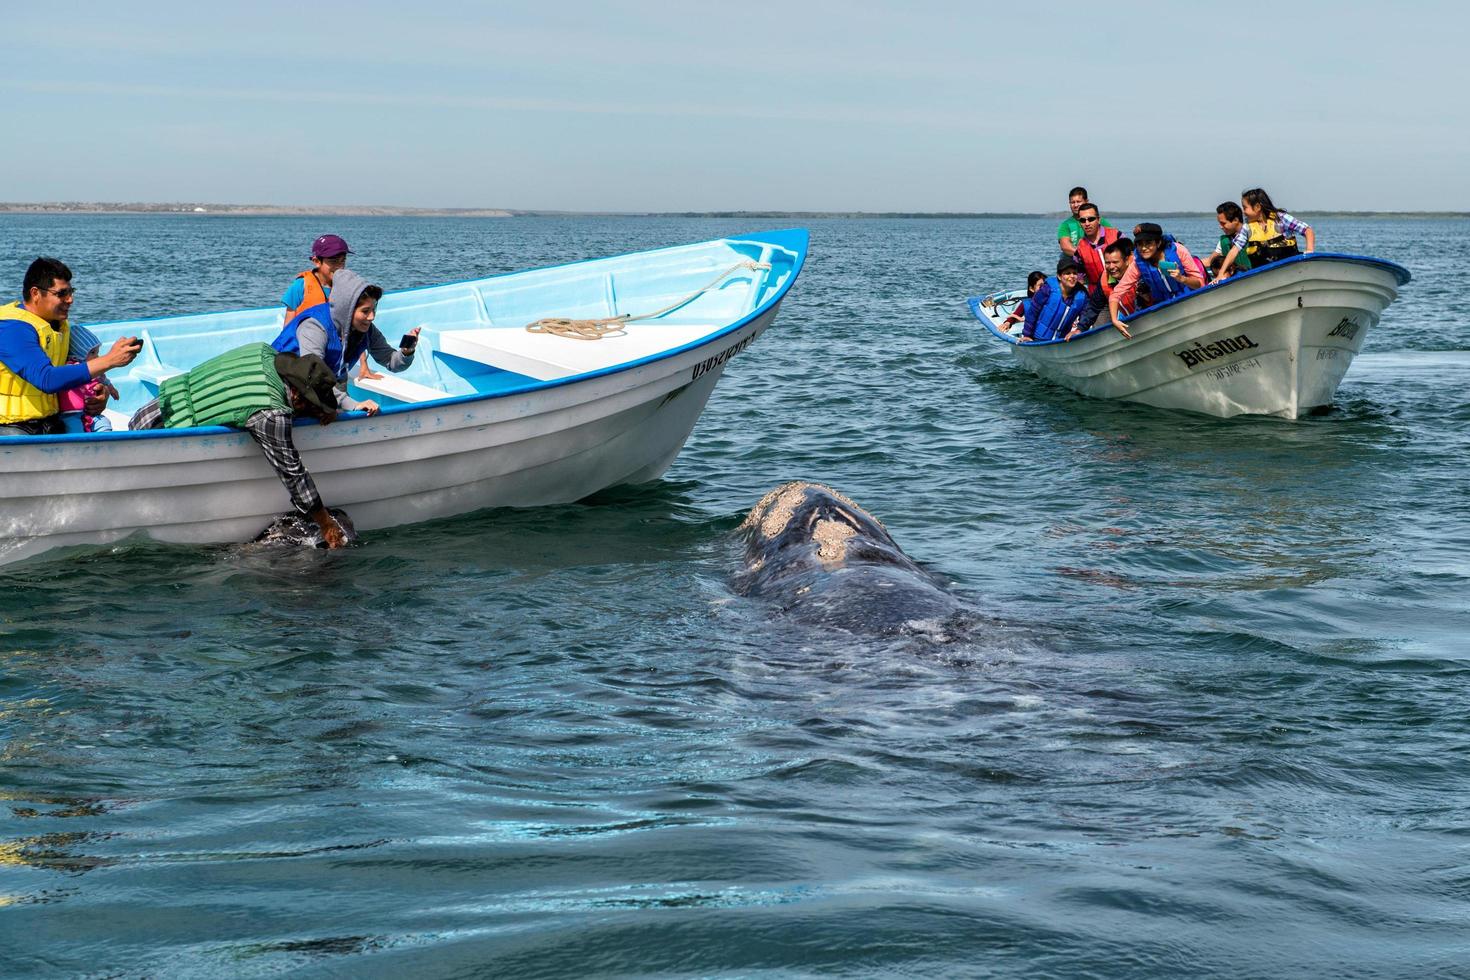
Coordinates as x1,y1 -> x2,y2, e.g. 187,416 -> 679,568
0,229 -> 808,567
969,253 -> 1410,419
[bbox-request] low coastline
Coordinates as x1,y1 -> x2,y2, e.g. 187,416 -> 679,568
2,202 -> 1465,220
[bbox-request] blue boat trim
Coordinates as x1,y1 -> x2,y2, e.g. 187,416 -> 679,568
3,229 -> 810,446
967,252 -> 1411,347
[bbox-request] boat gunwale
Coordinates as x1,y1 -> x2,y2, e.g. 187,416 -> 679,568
968,251 -> 1410,349
2,229 -> 810,448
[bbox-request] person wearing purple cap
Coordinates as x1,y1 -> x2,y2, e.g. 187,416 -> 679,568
279,234 -> 353,319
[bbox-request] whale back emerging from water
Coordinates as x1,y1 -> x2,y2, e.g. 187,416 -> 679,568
736,482 -> 972,637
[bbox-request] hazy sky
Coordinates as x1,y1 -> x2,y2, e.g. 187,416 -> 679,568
5,1 -> 1466,212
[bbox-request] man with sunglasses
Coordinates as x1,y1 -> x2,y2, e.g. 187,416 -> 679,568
1057,185 -> 1115,257
1073,203 -> 1121,328
0,257 -> 142,436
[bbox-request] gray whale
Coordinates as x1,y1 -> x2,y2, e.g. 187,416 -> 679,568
252,508 -> 359,549
736,482 -> 973,637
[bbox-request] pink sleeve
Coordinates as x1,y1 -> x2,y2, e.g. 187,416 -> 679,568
1175,244 -> 1204,277
1116,257 -> 1140,294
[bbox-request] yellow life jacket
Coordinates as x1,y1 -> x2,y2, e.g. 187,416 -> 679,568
0,302 -> 71,424
1245,217 -> 1301,267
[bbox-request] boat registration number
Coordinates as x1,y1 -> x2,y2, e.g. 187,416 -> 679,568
691,326 -> 764,381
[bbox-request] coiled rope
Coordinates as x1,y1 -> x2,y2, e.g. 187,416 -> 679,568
525,260 -> 772,340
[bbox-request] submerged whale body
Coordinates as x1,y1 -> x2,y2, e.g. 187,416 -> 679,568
252,508 -> 359,549
736,482 -> 973,638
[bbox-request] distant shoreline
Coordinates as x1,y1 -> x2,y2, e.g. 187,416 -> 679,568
2,202 -> 1466,220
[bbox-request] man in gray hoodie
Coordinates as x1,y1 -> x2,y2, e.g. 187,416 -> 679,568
288,268 -> 420,414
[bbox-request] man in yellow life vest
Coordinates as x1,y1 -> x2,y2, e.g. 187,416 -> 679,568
0,257 -> 143,436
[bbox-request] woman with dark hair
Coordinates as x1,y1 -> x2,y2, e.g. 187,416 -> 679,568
1218,188 -> 1316,273
999,271 -> 1047,333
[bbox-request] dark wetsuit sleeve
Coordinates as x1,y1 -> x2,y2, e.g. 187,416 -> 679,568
243,408 -> 323,516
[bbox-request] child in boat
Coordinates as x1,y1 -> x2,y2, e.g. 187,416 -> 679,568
57,326 -> 119,433
999,272 -> 1046,333
1209,202 -> 1253,281
1217,189 -> 1315,273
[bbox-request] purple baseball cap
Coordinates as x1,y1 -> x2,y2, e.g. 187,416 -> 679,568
311,234 -> 352,259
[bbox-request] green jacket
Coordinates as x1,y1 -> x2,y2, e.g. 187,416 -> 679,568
158,343 -> 289,428
1219,234 -> 1252,272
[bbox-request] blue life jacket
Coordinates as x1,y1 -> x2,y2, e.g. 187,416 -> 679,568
1134,242 -> 1196,305
271,301 -> 344,375
1030,276 -> 1089,341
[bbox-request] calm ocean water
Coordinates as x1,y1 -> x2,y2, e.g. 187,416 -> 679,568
1,214 -> 1467,978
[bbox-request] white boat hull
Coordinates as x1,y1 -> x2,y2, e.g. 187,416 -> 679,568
971,255 -> 1409,419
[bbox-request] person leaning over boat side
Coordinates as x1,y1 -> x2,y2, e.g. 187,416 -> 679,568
1020,257 -> 1090,343
0,257 -> 142,437
1209,202 -> 1253,281
1217,188 -> 1315,274
128,344 -> 350,549
1073,204 -> 1121,327
1106,224 -> 1205,340
1069,238 -> 1135,337
272,269 -> 418,415
1057,186 -> 1115,257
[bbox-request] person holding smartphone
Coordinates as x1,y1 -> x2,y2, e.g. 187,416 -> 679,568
272,268 -> 418,415
0,257 -> 143,436
1106,224 -> 1204,339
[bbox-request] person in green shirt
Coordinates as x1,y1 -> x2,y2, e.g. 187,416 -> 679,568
1057,185 -> 1115,256
1210,201 -> 1252,281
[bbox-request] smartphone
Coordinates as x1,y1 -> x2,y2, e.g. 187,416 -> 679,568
1158,260 -> 1178,274
399,333 -> 418,351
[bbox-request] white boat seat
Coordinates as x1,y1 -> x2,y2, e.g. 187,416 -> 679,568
439,324 -> 720,381
353,373 -> 448,405
130,363 -> 184,387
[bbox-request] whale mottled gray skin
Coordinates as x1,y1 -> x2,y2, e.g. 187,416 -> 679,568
252,508 -> 359,548
736,482 -> 973,637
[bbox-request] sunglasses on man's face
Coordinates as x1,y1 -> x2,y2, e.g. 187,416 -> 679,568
1079,216 -> 1100,223
43,287 -> 76,299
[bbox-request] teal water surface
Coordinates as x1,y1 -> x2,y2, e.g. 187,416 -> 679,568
1,214 -> 1467,977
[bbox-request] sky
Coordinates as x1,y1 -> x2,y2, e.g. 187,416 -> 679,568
4,1 -> 1467,213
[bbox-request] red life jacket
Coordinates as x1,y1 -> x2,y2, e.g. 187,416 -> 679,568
1075,227 -> 1120,290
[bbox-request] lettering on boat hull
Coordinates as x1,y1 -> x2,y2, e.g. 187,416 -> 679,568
1205,357 -> 1262,381
691,326 -> 764,381
1175,334 -> 1261,370
1327,316 -> 1362,341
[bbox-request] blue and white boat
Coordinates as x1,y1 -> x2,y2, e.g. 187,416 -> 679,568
0,230 -> 808,567
969,253 -> 1410,419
